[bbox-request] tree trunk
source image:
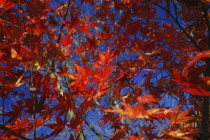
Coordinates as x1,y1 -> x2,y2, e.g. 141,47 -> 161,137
201,58 -> 210,140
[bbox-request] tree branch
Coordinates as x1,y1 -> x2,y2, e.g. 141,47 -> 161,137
0,15 -> 23,30
84,119 -> 108,140
0,124 -> 30,140
202,3 -> 210,49
154,2 -> 202,52
56,0 -> 71,43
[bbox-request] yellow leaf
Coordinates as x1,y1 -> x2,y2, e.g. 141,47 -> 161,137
145,49 -> 161,56
15,73 -> 24,87
161,130 -> 193,140
30,59 -> 42,70
143,69 -> 157,71
147,108 -> 162,115
34,61 -> 41,70
105,103 -> 148,119
68,74 -> 76,80
11,47 -> 17,59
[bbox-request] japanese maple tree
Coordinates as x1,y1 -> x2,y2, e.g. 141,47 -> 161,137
0,0 -> 209,139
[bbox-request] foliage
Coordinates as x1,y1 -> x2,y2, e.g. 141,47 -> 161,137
0,0 -> 209,139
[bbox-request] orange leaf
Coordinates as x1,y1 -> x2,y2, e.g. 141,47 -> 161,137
0,1 -> 15,12
95,48 -> 115,66
182,50 -> 210,79
147,108 -> 174,118
137,94 -> 158,104
165,105 -> 180,124
145,49 -> 161,56
166,106 -> 196,125
175,109 -> 195,124
182,88 -> 210,96
143,69 -> 157,71
161,129 -> 193,140
11,47 -> 17,59
0,0 -> 6,8
105,103 -> 148,119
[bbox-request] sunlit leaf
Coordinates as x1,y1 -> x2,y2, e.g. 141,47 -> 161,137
161,129 -> 193,140
182,88 -> 210,96
105,103 -> 148,119
0,0 -> 6,8
137,94 -> 158,104
15,73 -> 24,87
11,47 -> 17,59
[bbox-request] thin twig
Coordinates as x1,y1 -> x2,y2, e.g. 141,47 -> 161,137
84,119 -> 108,140
50,0 -> 71,77
30,65 -> 36,140
33,93 -> 36,140
2,65 -> 6,125
56,0 -> 72,43
2,97 -> 5,125
172,0 -> 178,20
154,2 -> 202,52
0,16 -> 23,30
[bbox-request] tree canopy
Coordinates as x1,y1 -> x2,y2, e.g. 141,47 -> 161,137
0,0 -> 209,139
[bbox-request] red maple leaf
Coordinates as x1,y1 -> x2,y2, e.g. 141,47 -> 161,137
79,22 -> 93,34
60,33 -> 73,47
45,117 -> 67,138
